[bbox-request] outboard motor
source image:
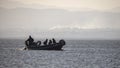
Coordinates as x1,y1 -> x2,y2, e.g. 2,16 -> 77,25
59,39 -> 66,46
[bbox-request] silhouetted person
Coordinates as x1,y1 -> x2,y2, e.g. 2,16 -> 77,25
48,40 -> 52,45
52,38 -> 56,44
37,41 -> 41,46
59,39 -> 66,46
43,39 -> 48,45
26,35 -> 34,45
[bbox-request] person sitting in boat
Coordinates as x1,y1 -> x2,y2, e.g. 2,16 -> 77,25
36,41 -> 41,46
25,35 -> 35,46
52,38 -> 56,44
48,40 -> 52,45
43,39 -> 48,45
59,39 -> 66,46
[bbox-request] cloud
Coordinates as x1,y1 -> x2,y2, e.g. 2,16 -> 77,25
49,23 -> 104,31
0,7 -> 120,39
0,0 -> 50,9
0,0 -> 23,8
0,7 -> 120,31
110,7 -> 120,13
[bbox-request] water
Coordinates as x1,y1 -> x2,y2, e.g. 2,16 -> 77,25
0,39 -> 120,68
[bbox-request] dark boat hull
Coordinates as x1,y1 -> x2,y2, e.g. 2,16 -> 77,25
25,39 -> 65,50
25,44 -> 64,50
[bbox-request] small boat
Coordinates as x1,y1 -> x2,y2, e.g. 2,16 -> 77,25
24,39 -> 66,50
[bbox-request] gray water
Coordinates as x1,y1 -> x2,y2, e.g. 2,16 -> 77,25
0,39 -> 120,68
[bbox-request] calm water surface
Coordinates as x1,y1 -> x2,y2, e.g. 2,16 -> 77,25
0,39 -> 120,68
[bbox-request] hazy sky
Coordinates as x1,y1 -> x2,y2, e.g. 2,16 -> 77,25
1,0 -> 120,12
0,0 -> 120,39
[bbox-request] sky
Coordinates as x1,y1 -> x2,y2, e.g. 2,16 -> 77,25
0,0 -> 120,39
0,0 -> 120,12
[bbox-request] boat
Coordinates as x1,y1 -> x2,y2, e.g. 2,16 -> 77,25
24,39 -> 66,50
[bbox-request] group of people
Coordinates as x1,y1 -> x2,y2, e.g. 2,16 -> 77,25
25,35 -> 58,47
